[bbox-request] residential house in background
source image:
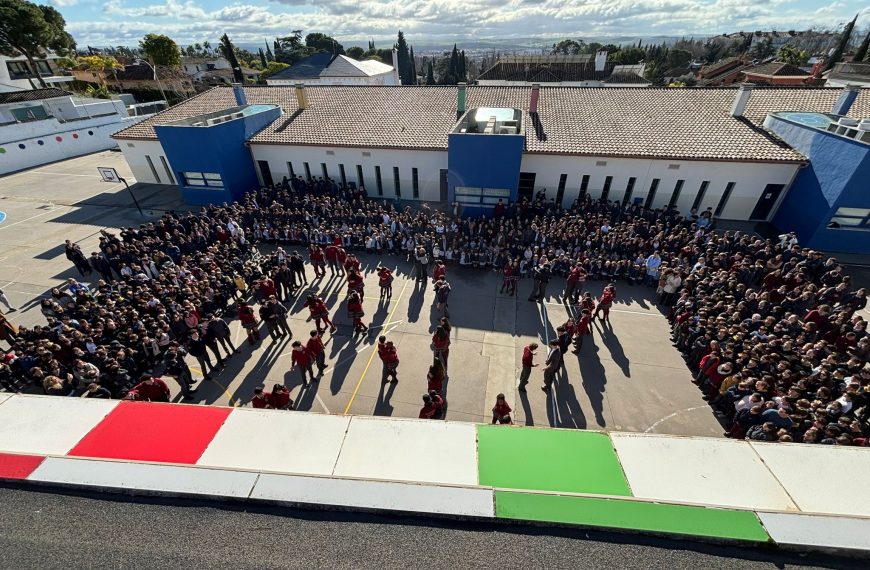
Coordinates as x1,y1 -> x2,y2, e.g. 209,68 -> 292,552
696,57 -> 748,86
476,54 -> 649,87
742,62 -> 813,86
825,63 -> 870,89
265,52 -> 399,86
73,62 -> 195,96
181,56 -> 260,89
0,54 -> 74,93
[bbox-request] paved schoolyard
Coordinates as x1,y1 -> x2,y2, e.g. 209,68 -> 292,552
0,152 -> 722,437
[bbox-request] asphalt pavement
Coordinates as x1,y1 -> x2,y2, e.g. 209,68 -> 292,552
0,485 -> 858,570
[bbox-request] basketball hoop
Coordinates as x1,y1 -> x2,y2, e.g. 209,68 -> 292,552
98,167 -> 121,183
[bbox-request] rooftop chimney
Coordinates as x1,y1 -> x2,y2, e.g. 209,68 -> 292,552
594,50 -> 607,72
457,82 -> 466,119
730,82 -> 754,117
391,48 -> 400,85
831,84 -> 860,116
231,83 -> 247,106
295,83 -> 308,110
530,83 -> 540,114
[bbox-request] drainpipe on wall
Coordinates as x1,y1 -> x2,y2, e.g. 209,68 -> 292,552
457,82 -> 466,119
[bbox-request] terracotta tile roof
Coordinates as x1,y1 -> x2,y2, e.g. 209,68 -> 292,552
602,71 -> 650,84
744,62 -> 809,77
113,85 -> 870,163
478,60 -> 614,82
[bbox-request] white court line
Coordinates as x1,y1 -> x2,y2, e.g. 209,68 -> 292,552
316,394 -> 331,414
643,406 -> 710,433
541,301 -> 660,317
0,203 -> 58,231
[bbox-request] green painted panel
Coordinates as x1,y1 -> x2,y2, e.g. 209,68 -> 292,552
495,491 -> 771,543
476,425 -> 631,496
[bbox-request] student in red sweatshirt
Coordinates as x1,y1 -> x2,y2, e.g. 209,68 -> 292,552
307,330 -> 327,374
290,340 -> 316,386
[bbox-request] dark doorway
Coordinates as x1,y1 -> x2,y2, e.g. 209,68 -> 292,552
518,172 -> 536,202
749,184 -> 785,221
440,169 -> 448,202
257,160 -> 274,187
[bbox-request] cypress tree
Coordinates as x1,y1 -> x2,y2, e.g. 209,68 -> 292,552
396,31 -> 411,84
408,45 -> 417,84
220,33 -> 244,83
265,40 -> 274,62
854,31 -> 870,62
448,43 -> 459,84
427,60 -> 435,85
258,48 -> 268,68
824,13 -> 857,71
459,49 -> 466,80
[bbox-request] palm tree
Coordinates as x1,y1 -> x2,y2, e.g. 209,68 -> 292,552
203,41 -> 212,56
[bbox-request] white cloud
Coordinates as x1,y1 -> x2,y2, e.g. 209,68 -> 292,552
77,0 -> 867,46
50,0 -> 79,6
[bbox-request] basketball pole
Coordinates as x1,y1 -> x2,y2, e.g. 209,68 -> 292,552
119,176 -> 144,217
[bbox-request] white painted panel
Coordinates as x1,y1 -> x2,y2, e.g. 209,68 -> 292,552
751,442 -> 870,517
252,472 -> 494,517
198,409 -> 349,475
333,417 -> 478,486
759,512 -> 870,552
29,456 -> 258,498
117,139 -> 172,185
612,433 -> 797,511
0,395 -> 118,455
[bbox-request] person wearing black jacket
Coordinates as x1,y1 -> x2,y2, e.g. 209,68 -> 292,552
528,262 -> 551,302
289,253 -> 307,287
187,329 -> 216,380
206,314 -> 238,358
163,343 -> 197,399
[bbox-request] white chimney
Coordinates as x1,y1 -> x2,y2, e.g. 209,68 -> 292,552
391,48 -> 400,85
730,82 -> 754,117
594,50 -> 607,72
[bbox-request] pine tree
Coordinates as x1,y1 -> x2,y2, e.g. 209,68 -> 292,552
854,31 -> 870,62
824,13 -> 857,71
427,60 -> 435,85
265,40 -> 274,62
395,31 -> 412,84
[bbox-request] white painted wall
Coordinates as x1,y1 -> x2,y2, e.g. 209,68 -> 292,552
266,73 -> 396,86
117,138 -> 176,185
519,154 -> 799,220
0,116 -> 147,176
250,144 -> 448,201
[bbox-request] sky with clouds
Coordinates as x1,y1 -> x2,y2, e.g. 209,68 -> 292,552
37,0 -> 870,48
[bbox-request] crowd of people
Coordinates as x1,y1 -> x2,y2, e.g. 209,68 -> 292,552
0,174 -> 866,445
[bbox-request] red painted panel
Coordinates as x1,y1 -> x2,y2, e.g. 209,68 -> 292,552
0,452 -> 45,480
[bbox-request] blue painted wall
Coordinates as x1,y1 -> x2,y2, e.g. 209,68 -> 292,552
155,106 -> 280,206
767,115 -> 870,254
447,132 -> 524,217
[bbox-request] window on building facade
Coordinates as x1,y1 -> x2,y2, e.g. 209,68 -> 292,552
601,175 -> 613,202
715,182 -> 735,216
393,167 -> 401,197
145,156 -> 161,184
287,162 -> 295,177
321,163 -> 328,179
159,156 -> 175,184
828,207 -> 870,230
692,181 -> 710,211
455,187 -> 511,206
645,178 -> 660,209
579,174 -> 590,198
356,165 -> 365,189
35,60 -> 52,76
556,174 -> 567,206
181,171 -> 223,188
412,168 -> 419,198
6,61 -> 31,79
622,177 -> 636,206
375,166 -> 383,196
303,162 -> 311,181
668,179 -> 685,208
339,164 -> 347,187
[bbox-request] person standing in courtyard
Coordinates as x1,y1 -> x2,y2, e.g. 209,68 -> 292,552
0,287 -> 15,313
542,339 -> 562,392
307,329 -> 327,375
268,296 -> 292,338
419,392 -> 444,419
594,284 -> 616,322
500,259 -> 517,296
518,342 -> 538,392
377,266 -> 394,299
431,323 -> 451,372
251,384 -> 271,408
237,301 -> 261,345
377,335 -> 399,383
528,262 -> 551,302
304,294 -> 336,333
347,291 -> 368,333
564,262 -> 586,305
290,340 -> 316,387
434,277 -> 451,318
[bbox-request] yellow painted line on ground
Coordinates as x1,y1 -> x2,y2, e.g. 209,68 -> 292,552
342,277 -> 411,416
190,366 -> 236,405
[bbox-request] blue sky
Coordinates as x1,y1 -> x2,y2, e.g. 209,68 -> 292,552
39,0 -> 870,48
